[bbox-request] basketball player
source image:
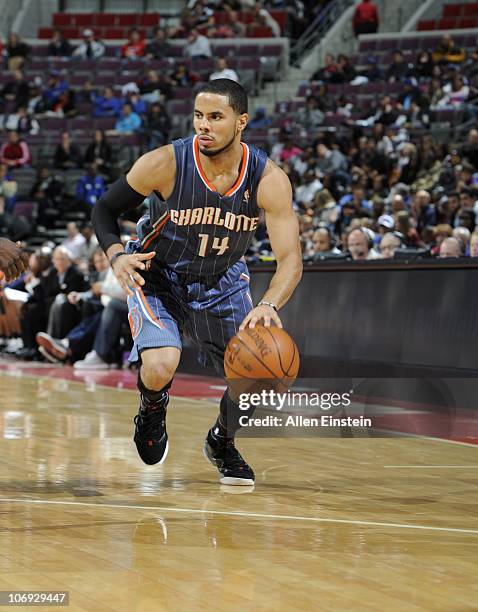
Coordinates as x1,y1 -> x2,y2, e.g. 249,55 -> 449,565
92,79 -> 302,485
0,238 -> 29,281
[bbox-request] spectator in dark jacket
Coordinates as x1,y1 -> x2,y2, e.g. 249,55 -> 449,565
5,32 -> 29,71
83,130 -> 112,176
385,50 -> 410,82
53,132 -> 82,169
145,28 -> 171,60
1,70 -> 30,110
47,29 -> 73,57
142,103 -> 171,149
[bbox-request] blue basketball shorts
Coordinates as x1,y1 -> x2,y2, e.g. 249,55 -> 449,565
127,258 -> 254,375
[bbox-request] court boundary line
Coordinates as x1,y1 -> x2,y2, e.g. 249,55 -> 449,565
1,497 -> 478,535
384,465 -> 478,468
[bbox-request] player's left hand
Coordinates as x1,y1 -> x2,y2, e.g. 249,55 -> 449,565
239,305 -> 282,330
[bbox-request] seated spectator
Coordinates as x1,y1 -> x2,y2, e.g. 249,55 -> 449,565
1,70 -> 30,110
348,227 -> 379,260
0,195 -> 30,241
91,86 -> 122,118
190,0 -> 214,28
40,70 -> 69,112
72,29 -> 105,60
438,75 -> 469,107
0,163 -> 17,212
76,223 -> 99,267
439,236 -> 462,258
53,131 -> 82,169
61,222 -> 86,260
250,2 -> 281,37
295,170 -> 323,208
18,246 -> 87,360
121,29 -> 146,59
329,54 -> 356,84
142,102 -> 171,149
311,53 -> 338,83
271,135 -> 303,164
170,63 -> 198,87
308,227 -> 341,258
431,224 -> 453,255
5,32 -> 29,71
379,232 -> 403,259
83,130 -> 113,176
413,189 -> 437,234
0,131 -> 31,168
145,27 -> 171,60
413,51 -> 434,79
75,163 -> 107,212
460,129 -> 478,169
139,70 -> 171,104
113,103 -> 142,134
247,107 -> 272,129
184,28 -> 212,59
209,58 -> 239,82
432,35 -> 465,65
470,231 -> 478,257
47,29 -> 73,57
356,57 -> 382,83
396,210 -> 421,247
385,50 -> 410,83
456,208 -> 475,233
3,106 -> 40,135
296,96 -> 324,129
124,87 -> 148,117
453,226 -> 471,254
30,167 -> 64,227
352,0 -> 379,36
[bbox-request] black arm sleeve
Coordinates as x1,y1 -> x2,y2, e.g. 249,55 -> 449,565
91,175 -> 148,253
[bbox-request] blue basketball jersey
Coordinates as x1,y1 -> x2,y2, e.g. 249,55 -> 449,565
133,135 -> 268,278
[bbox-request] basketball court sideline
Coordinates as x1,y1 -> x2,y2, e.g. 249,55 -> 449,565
0,366 -> 477,611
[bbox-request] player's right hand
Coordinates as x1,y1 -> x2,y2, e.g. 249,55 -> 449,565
111,251 -> 156,297
0,238 -> 29,282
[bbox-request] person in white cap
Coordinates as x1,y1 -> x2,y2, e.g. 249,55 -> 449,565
72,29 -> 105,60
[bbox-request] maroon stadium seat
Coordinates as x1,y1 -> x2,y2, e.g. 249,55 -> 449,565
270,10 -> 287,31
75,14 -> 94,27
458,17 -> 478,28
104,28 -> 124,39
417,20 -> 436,30
438,18 -> 457,29
12,202 -> 38,223
463,3 -> 478,16
443,5 -> 462,18
38,27 -> 54,39
138,14 -> 160,27
95,14 -> 116,27
53,14 -> 73,27
118,14 -> 137,27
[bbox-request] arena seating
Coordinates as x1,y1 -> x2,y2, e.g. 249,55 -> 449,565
417,3 -> 478,30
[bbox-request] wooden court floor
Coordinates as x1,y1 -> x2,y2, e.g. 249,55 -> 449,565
0,371 -> 477,611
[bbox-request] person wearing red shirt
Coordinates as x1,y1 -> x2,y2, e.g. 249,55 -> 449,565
0,131 -> 31,168
121,29 -> 146,59
353,0 -> 379,36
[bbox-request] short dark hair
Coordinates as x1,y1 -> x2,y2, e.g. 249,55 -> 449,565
195,79 -> 248,115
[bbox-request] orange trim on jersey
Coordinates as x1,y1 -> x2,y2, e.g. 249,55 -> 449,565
193,136 -> 248,197
137,287 -> 166,329
142,213 -> 170,250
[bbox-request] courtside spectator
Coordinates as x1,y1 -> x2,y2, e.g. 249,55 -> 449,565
379,232 -> 403,259
72,29 -> 105,60
470,231 -> 478,257
439,237 -> 462,258
53,132 -> 82,169
184,29 -> 212,59
121,29 -> 146,59
47,29 -> 73,57
348,228 -> 379,260
5,32 -> 29,71
0,131 -> 30,168
209,58 -> 239,82
353,0 -> 379,36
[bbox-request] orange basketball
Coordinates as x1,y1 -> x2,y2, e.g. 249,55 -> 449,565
224,325 -> 300,390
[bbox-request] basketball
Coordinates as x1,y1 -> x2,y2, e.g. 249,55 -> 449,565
224,325 -> 300,388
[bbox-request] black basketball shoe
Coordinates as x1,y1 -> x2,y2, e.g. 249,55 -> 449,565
133,391 -> 169,465
204,429 -> 255,485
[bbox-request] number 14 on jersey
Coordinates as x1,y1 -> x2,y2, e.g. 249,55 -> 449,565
198,233 -> 229,257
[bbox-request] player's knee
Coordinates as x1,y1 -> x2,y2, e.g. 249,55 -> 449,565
141,348 -> 180,390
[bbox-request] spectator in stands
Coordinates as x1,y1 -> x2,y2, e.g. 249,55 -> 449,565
379,232 -> 403,259
145,28 -> 171,60
271,134 -> 303,163
0,191 -> 31,241
72,29 -> 105,60
412,189 -> 437,234
47,29 -> 73,57
453,226 -> 471,254
460,129 -> 478,169
3,106 -> 40,135
0,70 -> 30,110
456,208 -> 475,234
329,54 -> 356,84
311,53 -> 337,84
53,131 -> 82,170
0,163 -> 17,213
295,170 -> 323,208
209,58 -> 239,82
91,86 -> 122,118
113,103 -> 142,134
5,32 -> 29,72
247,106 -> 272,129
0,131 -> 31,168
184,28 -> 212,59
77,223 -> 99,267
412,51 -> 434,79
316,142 -> 348,177
395,210 -> 421,247
385,50 -> 410,83
61,222 -> 86,260
431,224 -> 452,255
250,2 -> 281,37
432,35 -> 465,66
438,74 -> 469,107
18,246 -> 87,361
352,0 -> 379,36
439,236 -> 462,258
348,227 -> 379,260
139,70 -> 171,104
142,103 -> 171,149
470,231 -> 478,257
121,29 -> 146,59
41,70 -> 69,112
170,63 -> 198,88
297,96 -> 324,129
75,163 -> 107,211
83,130 -> 112,176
